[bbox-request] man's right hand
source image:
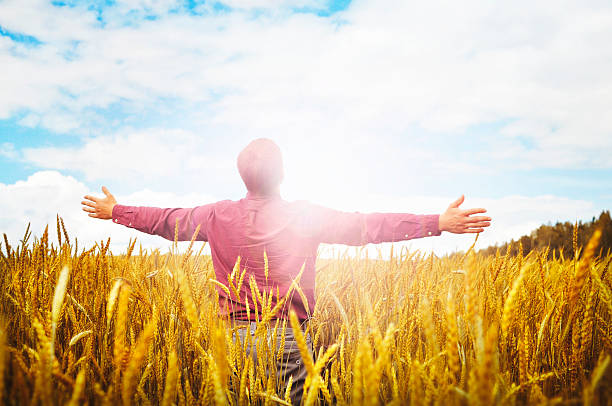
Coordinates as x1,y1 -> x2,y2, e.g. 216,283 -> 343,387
438,195 -> 491,234
82,186 -> 117,220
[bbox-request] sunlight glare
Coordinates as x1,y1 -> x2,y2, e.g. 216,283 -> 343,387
280,141 -> 361,210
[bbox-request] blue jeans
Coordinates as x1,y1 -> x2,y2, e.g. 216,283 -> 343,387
232,321 -> 313,406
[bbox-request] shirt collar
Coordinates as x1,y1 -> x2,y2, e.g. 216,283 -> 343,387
246,191 -> 281,201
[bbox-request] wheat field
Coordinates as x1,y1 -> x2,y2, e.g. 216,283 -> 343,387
0,218 -> 611,405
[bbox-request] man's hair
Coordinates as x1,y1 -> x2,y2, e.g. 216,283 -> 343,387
237,138 -> 284,195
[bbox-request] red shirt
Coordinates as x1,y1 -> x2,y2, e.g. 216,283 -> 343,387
112,192 -> 441,321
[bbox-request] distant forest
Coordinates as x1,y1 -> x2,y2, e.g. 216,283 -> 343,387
478,210 -> 612,258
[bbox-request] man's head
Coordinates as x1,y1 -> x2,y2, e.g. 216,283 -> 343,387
237,138 -> 284,196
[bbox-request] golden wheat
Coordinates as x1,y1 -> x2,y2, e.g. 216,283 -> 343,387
0,222 -> 610,405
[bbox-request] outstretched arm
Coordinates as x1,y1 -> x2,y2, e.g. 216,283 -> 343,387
81,187 -> 211,241
308,195 -> 491,246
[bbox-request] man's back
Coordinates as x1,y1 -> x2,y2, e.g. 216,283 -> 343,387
206,194 -> 319,321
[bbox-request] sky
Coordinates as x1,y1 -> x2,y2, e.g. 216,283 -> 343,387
1,0 -> 611,256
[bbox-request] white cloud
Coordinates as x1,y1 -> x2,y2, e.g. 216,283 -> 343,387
20,129 -> 240,188
17,113 -> 41,128
1,0 -> 611,169
0,142 -> 17,159
0,171 -> 600,257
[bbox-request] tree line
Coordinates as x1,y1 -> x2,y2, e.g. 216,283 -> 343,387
478,210 -> 612,258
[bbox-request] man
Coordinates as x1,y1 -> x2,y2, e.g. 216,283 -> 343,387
82,138 -> 491,404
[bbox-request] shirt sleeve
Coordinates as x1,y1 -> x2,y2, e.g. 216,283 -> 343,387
303,204 -> 441,246
111,203 -> 215,241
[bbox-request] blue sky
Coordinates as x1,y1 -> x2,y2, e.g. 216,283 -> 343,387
1,0 -> 611,254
